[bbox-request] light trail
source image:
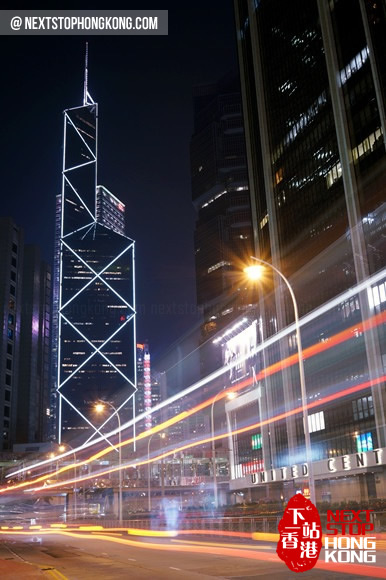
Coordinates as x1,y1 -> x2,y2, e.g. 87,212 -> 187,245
2,309 -> 385,493
0,528 -> 385,577
7,268 -> 386,481
171,538 -> 273,550
20,373 -> 386,493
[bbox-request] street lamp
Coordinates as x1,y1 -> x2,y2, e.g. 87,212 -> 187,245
244,255 -> 316,505
211,389 -> 236,509
95,401 -> 123,524
59,443 -> 77,520
147,432 -> 166,512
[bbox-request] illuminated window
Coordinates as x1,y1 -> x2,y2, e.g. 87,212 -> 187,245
367,281 -> 386,309
251,433 -> 262,450
259,214 -> 269,229
275,168 -> 283,184
356,432 -> 373,453
352,129 -> 382,162
341,296 -> 360,319
339,47 -> 369,86
326,161 -> 342,188
352,396 -> 374,420
207,260 -> 231,274
308,411 -> 325,433
201,190 -> 226,209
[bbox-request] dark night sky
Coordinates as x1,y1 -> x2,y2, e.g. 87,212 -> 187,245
0,4 -> 238,360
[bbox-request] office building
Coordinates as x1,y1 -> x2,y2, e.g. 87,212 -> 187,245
191,74 -> 254,348
18,245 -> 51,444
235,0 -> 386,309
0,218 -> 24,451
134,342 -> 162,433
51,184 -> 126,441
0,218 -> 51,451
218,0 -> 386,504
135,342 -> 152,431
57,85 -> 136,444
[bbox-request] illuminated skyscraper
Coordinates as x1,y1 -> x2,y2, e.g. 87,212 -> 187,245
221,0 -> 386,503
57,66 -> 136,444
134,342 -> 163,432
52,186 -> 126,441
135,343 -> 152,431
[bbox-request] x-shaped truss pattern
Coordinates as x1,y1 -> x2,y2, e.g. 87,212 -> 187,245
58,101 -> 136,444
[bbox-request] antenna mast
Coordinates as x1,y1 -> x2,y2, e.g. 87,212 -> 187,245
83,42 -> 89,106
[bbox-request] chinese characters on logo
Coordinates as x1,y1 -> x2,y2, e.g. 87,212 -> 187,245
277,493 -> 322,572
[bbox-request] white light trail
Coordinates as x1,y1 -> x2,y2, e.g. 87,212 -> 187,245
8,268 -> 385,479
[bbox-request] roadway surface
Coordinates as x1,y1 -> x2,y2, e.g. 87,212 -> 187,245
0,530 -> 385,579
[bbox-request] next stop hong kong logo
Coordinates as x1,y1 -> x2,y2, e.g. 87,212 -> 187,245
277,493 -> 376,572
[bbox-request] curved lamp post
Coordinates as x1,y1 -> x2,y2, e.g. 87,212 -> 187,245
211,389 -> 236,509
147,432 -> 166,512
244,255 -> 315,505
95,402 -> 123,524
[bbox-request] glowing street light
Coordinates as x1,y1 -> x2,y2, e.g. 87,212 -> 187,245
244,264 -> 264,281
244,255 -> 315,505
147,432 -> 166,512
95,401 -> 123,524
211,389 -> 236,509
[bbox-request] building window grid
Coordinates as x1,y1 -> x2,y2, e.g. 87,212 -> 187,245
308,410 -> 325,433
368,281 -> 386,309
352,395 -> 374,421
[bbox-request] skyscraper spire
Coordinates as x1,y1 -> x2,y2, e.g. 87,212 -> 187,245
83,43 -> 95,106
83,42 -> 89,106
58,66 -> 136,446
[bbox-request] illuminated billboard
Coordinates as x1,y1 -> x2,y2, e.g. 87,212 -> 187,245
222,320 -> 257,382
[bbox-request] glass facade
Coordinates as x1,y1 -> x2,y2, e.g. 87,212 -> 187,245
231,0 -> 386,503
58,101 -> 136,443
191,75 -> 254,347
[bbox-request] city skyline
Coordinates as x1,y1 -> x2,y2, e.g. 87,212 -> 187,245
0,5 -> 384,578
0,2 -> 238,359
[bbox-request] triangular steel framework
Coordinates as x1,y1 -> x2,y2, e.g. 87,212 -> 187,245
57,77 -> 136,446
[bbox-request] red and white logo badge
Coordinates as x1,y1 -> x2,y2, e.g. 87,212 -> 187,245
276,493 -> 322,572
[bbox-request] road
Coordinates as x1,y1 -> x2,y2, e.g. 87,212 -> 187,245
0,529 -> 385,579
